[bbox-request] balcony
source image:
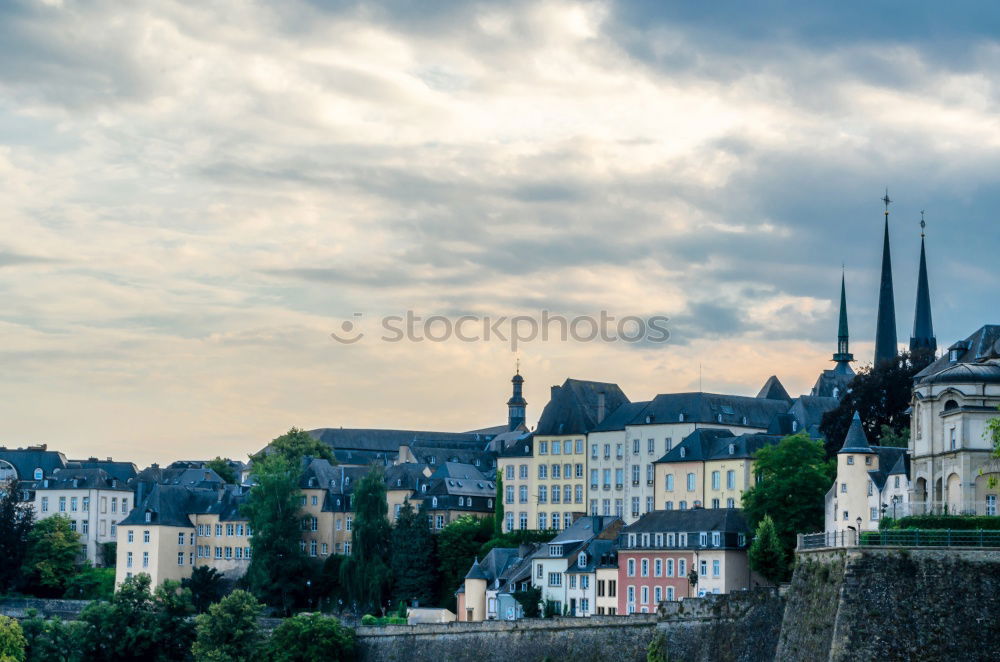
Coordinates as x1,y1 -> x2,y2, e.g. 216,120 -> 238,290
615,483 -> 623,491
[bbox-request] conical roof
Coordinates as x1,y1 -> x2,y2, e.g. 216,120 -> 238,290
839,412 -> 873,453
874,213 -> 898,365
465,557 -> 488,581
910,234 -> 936,354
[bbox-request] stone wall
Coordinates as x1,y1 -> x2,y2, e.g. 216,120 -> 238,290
0,597 -> 89,620
776,547 -> 1000,662
357,591 -> 784,662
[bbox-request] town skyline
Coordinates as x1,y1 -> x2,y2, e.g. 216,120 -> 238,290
4,1 -> 1000,466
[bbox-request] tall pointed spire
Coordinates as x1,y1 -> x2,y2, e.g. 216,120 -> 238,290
910,212 -> 936,355
874,190 -> 898,366
832,269 -> 854,374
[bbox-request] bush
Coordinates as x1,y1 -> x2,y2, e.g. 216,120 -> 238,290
647,632 -> 669,662
0,615 -> 26,662
888,515 -> 1000,531
358,615 -> 404,626
360,614 -> 377,626
266,612 -> 356,662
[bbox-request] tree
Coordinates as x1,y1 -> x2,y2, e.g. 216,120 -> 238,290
512,586 -> 541,618
435,515 -> 494,609
98,542 -> 116,569
265,612 -> 356,662
253,428 -> 334,466
646,632 -> 669,662
21,612 -> 82,662
0,615 -> 26,662
243,453 -> 310,613
340,467 -> 392,614
76,574 -> 195,662
493,475 -> 504,538
183,566 -> 227,613
390,499 -> 436,607
985,406 -> 1000,487
877,425 -> 909,449
819,350 -> 934,458
0,481 -> 34,593
206,458 -> 238,485
741,433 -> 835,567
62,565 -> 114,601
22,516 -> 81,597
191,590 -> 263,662
748,515 -> 787,583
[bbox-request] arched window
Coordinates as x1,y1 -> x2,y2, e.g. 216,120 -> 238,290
33,468 -> 43,480
431,497 -> 438,508
944,400 -> 959,411
578,551 -> 587,567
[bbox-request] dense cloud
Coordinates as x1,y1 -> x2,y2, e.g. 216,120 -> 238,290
1,0 -> 997,463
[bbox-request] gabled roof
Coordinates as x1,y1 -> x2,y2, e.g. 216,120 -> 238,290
535,379 -> 630,436
591,401 -> 651,433
36,468 -> 130,491
867,446 -> 910,490
789,396 -> 840,438
622,508 -> 750,536
307,428 -> 494,454
656,428 -> 734,463
70,459 -> 138,483
564,538 -> 616,573
121,483 -> 249,528
498,435 -> 533,458
384,463 -> 430,491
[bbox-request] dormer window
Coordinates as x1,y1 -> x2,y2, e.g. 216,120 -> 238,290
792,420 -> 799,432
680,448 -> 686,458
741,416 -> 748,425
578,551 -> 587,567
33,468 -> 43,480
145,511 -> 152,523
728,444 -> 735,455
717,413 -> 723,423
458,497 -> 464,506
431,497 -> 438,508
949,348 -> 961,362
628,533 -> 636,548
549,544 -> 562,556
679,413 -> 685,422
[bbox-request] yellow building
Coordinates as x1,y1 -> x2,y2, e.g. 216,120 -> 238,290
498,435 -> 534,533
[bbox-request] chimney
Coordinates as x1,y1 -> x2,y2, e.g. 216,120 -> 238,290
597,392 -> 606,423
592,515 -> 602,535
551,385 -> 560,399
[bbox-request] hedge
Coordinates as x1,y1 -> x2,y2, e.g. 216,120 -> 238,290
887,515 -> 1000,531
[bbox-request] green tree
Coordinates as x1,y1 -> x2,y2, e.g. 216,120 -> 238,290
748,515 -> 787,583
877,425 -> 909,449
390,499 -> 436,607
98,542 -> 116,569
493,475 -> 504,537
435,515 -> 494,609
340,467 -> 392,614
0,615 -> 26,662
243,453 -> 310,613
0,481 -> 34,593
819,350 -> 934,458
206,458 -> 238,485
183,565 -> 227,613
646,632 -> 669,662
253,427 -> 334,466
265,612 -> 356,662
191,590 -> 263,662
21,612 -> 83,662
985,406 -> 1000,487
62,565 -> 114,601
76,574 -> 195,662
22,516 -> 81,597
742,433 -> 835,566
512,586 -> 541,618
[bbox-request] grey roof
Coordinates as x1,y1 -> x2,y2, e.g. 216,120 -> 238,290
622,508 -> 750,536
465,558 -> 489,581
756,376 -> 791,402
384,463 -> 430,492
918,361 -> 1000,386
121,483 -> 248,528
628,392 -> 790,429
656,429 -> 783,464
546,516 -> 622,550
874,214 -> 898,366
478,547 -> 522,585
909,234 -> 936,354
789,396 -> 840,435
406,443 -> 494,470
535,379 -> 630,436
36,468 -> 130,491
916,325 -> 1000,384
0,446 -> 68,481
308,428 -> 495,454
565,538 -> 616,573
839,412 -> 873,453
591,401 -> 651,432
810,369 -> 854,399
497,434 -> 533,458
70,459 -> 138,483
136,464 -> 226,488
867,446 -> 910,490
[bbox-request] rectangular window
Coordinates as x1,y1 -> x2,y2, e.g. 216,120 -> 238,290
631,497 -> 640,517
215,547 -> 223,559
597,580 -> 605,597
711,471 -> 720,490
654,559 -> 662,576
575,485 -> 583,503
552,442 -> 560,455
575,439 -> 584,454
727,470 -> 736,489
127,551 -> 133,568
646,496 -> 654,513
82,496 -> 90,511
538,513 -> 547,529
627,558 -> 636,576
666,474 -> 674,491
633,439 -> 640,455
687,473 -> 696,491
506,485 -> 514,504
615,499 -> 623,517
604,444 -> 610,459
506,465 -> 514,481
654,586 -> 662,603
632,465 -> 640,485
609,580 -> 616,597
519,512 -> 527,530
435,515 -> 444,529
539,441 -> 548,454
225,547 -> 233,559
648,438 -> 655,454
841,483 -> 847,493
870,507 -> 879,520
121,498 -> 128,512
178,532 -> 185,545
712,532 -> 721,546
41,497 -> 48,513
143,530 -> 150,543
712,560 -> 720,577
100,497 -> 107,513
987,495 -> 997,516
346,516 -> 352,531
216,524 -> 223,536
59,497 -> 66,512
111,498 -> 117,513
679,559 -> 687,577
847,456 -> 854,465
538,486 -> 548,503
627,586 -> 635,604
700,560 -> 707,577
177,552 -> 184,566
641,586 -> 649,604
591,444 -> 598,459
641,559 -> 649,577
310,541 -> 317,557
519,464 -> 528,479
666,559 -> 674,577
142,551 -> 149,568
538,465 -> 548,479
602,499 -> 610,516
569,574 -> 576,589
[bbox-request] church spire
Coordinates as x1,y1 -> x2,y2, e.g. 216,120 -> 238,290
832,269 -> 854,374
507,362 -> 526,431
874,190 -> 898,366
910,212 -> 936,355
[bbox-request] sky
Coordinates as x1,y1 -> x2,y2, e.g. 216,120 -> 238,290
2,0 -> 999,466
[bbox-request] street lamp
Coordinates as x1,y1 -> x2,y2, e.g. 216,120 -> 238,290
856,517 -> 863,544
306,579 -> 312,610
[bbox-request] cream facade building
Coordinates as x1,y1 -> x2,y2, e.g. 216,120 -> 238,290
909,325 -> 1000,515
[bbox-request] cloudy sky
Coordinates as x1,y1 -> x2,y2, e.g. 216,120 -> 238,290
2,0 -> 998,466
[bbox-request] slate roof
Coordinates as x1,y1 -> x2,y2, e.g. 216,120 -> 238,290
789,396 -> 840,438
564,538 -> 616,573
405,443 -> 495,471
424,463 -> 495,498
916,325 -> 1000,385
656,429 -> 783,464
465,558 -> 489,581
756,376 -> 791,402
535,379 -> 630,436
0,446 -> 68,481
307,428 -> 495,454
811,369 -> 854,399
384,463 -> 430,492
497,435 -> 533,458
867,446 -> 910,490
121,483 -> 249,528
622,508 -> 750,537
136,464 -> 226,488
35,468 -> 131,491
477,547 -> 523,586
545,516 -> 622,553
839,412 -> 873,454
628,392 -> 790,429
591,401 -> 652,432
69,459 -> 138,483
